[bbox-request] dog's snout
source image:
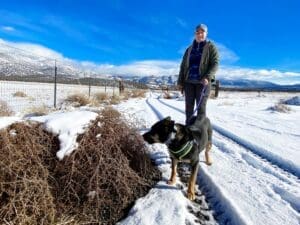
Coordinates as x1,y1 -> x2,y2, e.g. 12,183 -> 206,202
143,132 -> 155,144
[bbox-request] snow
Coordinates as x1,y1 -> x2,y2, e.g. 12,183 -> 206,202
117,91 -> 300,225
30,109 -> 98,160
0,90 -> 299,225
0,116 -> 22,129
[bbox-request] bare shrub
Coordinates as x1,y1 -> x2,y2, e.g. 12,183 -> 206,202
13,91 -> 27,97
0,100 -> 13,116
109,95 -> 121,105
64,93 -> 91,106
24,105 -> 51,116
268,103 -> 291,113
120,91 -> 131,100
52,107 -> 161,224
94,92 -> 109,103
0,122 -> 60,225
131,89 -> 146,98
209,92 -> 217,99
163,91 -> 172,99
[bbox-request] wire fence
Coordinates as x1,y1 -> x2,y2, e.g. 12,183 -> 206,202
0,42 -> 146,113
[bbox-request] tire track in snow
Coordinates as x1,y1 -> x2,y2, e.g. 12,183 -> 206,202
145,98 -> 164,120
156,97 -> 300,180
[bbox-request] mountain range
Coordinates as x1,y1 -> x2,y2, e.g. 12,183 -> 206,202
120,75 -> 300,91
0,44 -> 299,91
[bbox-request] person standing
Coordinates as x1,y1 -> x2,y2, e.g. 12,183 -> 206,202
177,23 -> 219,125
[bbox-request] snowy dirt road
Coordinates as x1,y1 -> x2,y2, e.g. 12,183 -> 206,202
142,94 -> 300,225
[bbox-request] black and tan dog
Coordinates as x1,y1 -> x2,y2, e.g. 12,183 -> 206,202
143,116 -> 212,200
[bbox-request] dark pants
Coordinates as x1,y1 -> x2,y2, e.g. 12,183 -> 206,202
184,83 -> 210,125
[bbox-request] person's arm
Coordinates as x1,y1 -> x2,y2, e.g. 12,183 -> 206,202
203,43 -> 219,83
177,48 -> 189,87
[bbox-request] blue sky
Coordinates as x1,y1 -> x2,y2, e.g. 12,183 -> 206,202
1,0 -> 300,83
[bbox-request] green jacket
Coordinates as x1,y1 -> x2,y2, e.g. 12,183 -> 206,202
177,40 -> 219,86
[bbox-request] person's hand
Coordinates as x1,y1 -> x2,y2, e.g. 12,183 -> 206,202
201,78 -> 209,86
177,85 -> 184,94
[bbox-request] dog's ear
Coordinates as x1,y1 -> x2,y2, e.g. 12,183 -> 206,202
164,116 -> 174,126
165,116 -> 171,121
174,123 -> 184,132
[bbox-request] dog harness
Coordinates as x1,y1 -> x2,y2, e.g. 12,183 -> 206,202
169,141 -> 194,160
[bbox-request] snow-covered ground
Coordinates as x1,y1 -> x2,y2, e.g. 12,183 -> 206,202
117,91 -> 300,225
0,90 -> 299,225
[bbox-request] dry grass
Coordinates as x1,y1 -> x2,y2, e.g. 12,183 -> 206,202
93,92 -> 109,103
24,105 -> 51,116
130,89 -> 146,98
163,91 -> 172,99
268,103 -> 291,113
13,91 -> 27,97
0,100 -> 13,116
64,93 -> 91,107
109,95 -> 121,105
209,92 -> 217,99
120,91 -> 131,100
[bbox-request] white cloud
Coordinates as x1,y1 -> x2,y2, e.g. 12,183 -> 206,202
215,42 -> 239,64
82,60 -> 180,76
217,66 -> 300,85
1,26 -> 15,31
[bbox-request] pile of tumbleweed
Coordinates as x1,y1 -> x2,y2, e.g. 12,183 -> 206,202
0,107 -> 161,224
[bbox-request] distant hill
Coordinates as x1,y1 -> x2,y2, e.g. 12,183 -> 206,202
125,75 -> 300,91
218,78 -> 300,91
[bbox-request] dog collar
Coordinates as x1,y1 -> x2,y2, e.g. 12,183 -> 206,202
169,141 -> 194,160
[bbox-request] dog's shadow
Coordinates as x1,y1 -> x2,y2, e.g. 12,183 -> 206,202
154,181 -> 179,191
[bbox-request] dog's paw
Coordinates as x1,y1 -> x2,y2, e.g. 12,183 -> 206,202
206,160 -> 212,166
187,192 -> 196,201
167,180 -> 176,185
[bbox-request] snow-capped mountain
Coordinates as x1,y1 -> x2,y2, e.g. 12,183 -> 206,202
0,43 -> 89,78
128,75 -> 300,91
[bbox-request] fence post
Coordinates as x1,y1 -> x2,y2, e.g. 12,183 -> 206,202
215,80 -> 220,98
113,80 -> 115,96
88,74 -> 91,98
54,60 -> 57,108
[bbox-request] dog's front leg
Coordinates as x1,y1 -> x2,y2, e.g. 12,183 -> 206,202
187,163 -> 199,201
205,141 -> 212,165
167,158 -> 178,185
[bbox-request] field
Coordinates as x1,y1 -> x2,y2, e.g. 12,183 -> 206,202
1,85 -> 300,225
